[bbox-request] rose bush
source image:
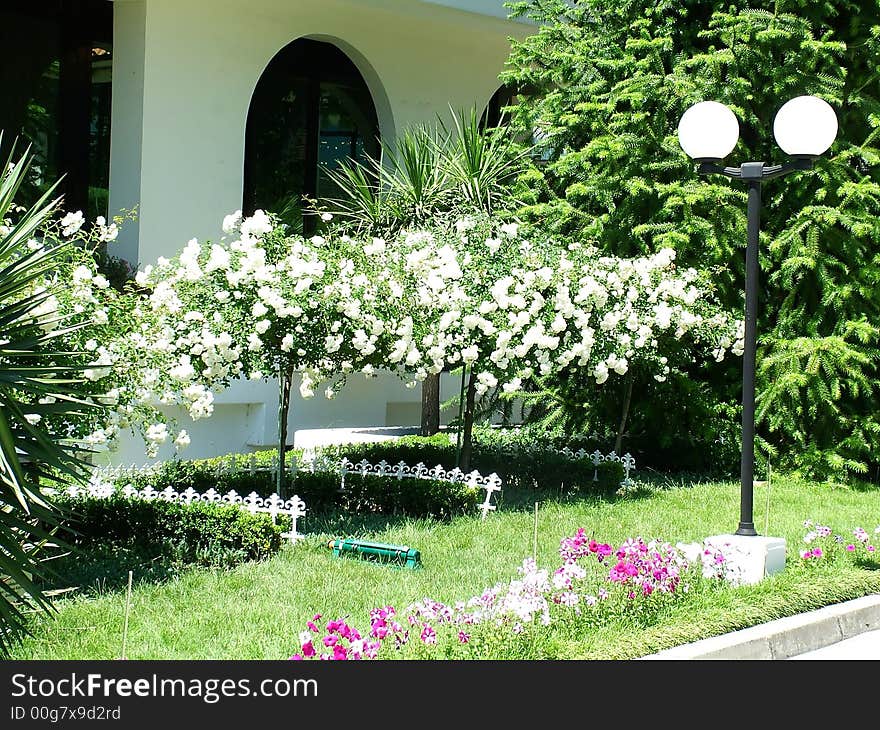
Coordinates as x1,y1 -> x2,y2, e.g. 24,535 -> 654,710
125,209 -> 743,469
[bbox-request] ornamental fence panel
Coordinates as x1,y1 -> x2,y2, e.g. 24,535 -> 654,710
84,446 -> 636,531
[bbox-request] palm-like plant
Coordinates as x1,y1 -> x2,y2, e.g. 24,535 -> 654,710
318,108 -> 529,458
320,124 -> 451,234
319,107 -> 527,234
441,107 -> 527,215
0,140 -> 99,654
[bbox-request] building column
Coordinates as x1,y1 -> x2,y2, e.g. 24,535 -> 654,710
108,0 -> 146,265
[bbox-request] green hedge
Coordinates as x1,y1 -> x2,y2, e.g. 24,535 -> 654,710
107,442 -> 483,518
57,495 -> 285,569
319,431 -> 625,494
122,451 -> 294,497
293,471 -> 481,518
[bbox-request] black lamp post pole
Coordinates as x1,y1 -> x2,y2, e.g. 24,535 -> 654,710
698,157 -> 813,537
739,165 -> 763,536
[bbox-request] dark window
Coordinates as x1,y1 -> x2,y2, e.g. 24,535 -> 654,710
244,39 -> 380,235
481,85 -> 518,130
0,0 -> 113,221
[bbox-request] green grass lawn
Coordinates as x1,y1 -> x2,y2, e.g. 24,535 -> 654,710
8,475 -> 880,660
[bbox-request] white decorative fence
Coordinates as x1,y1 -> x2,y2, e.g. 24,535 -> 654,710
338,457 -> 503,520
64,478 -> 307,544
82,445 -> 636,534
549,448 -> 637,489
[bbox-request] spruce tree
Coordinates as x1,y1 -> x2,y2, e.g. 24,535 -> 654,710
502,0 -> 880,479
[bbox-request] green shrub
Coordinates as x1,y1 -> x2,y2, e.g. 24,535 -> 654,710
100,447 -> 481,519
57,495 -> 285,570
321,430 -> 625,494
122,449 -> 297,497
292,471 -> 481,518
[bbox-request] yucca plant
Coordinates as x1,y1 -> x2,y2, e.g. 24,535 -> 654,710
320,107 -> 526,233
319,109 -> 529,442
0,140 -> 99,654
321,123 -> 451,234
440,106 -> 529,216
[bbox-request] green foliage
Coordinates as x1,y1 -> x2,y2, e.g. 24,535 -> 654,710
292,471 -> 480,519
319,107 -> 527,234
56,495 -> 284,572
0,141 -> 97,654
122,451 -> 296,498
503,0 -> 880,478
321,432 -> 626,495
102,445 -> 481,519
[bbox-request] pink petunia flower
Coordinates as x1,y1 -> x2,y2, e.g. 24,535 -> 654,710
420,625 -> 437,645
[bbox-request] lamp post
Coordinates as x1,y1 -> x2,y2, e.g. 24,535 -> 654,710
678,96 -> 838,537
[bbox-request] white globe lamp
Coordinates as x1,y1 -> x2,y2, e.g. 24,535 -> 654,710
677,101 -> 740,161
773,95 -> 838,158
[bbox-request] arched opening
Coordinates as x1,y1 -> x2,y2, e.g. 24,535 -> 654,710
244,38 -> 380,234
481,84 -> 518,130
481,83 -> 552,165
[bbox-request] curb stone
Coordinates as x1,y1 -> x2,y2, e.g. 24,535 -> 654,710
638,594 -> 880,659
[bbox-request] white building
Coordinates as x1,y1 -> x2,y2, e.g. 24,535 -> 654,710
2,0 -> 529,463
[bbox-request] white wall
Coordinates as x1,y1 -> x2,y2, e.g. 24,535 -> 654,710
105,0 -> 527,463
108,0 -> 146,263
112,0 -> 524,264
105,371 -> 470,466
418,0 -> 522,21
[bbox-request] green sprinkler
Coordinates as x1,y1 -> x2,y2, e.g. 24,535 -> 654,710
328,538 -> 421,570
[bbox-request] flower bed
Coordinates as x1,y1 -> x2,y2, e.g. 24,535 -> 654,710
287,528 -> 748,660
799,519 -> 879,563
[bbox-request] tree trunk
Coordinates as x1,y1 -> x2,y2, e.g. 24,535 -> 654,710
459,372 -> 477,472
614,374 -> 634,455
277,368 -> 292,497
420,373 -> 441,436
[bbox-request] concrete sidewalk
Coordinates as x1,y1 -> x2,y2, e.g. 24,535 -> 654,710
790,629 -> 880,659
640,594 -> 880,660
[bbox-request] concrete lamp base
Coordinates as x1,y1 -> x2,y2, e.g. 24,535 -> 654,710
705,534 -> 787,585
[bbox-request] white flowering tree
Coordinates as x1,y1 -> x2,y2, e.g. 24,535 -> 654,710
128,206 -> 742,479
354,213 -> 744,469
135,210 -> 409,494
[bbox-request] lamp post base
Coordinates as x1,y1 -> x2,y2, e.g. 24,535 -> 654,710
705,534 -> 787,585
